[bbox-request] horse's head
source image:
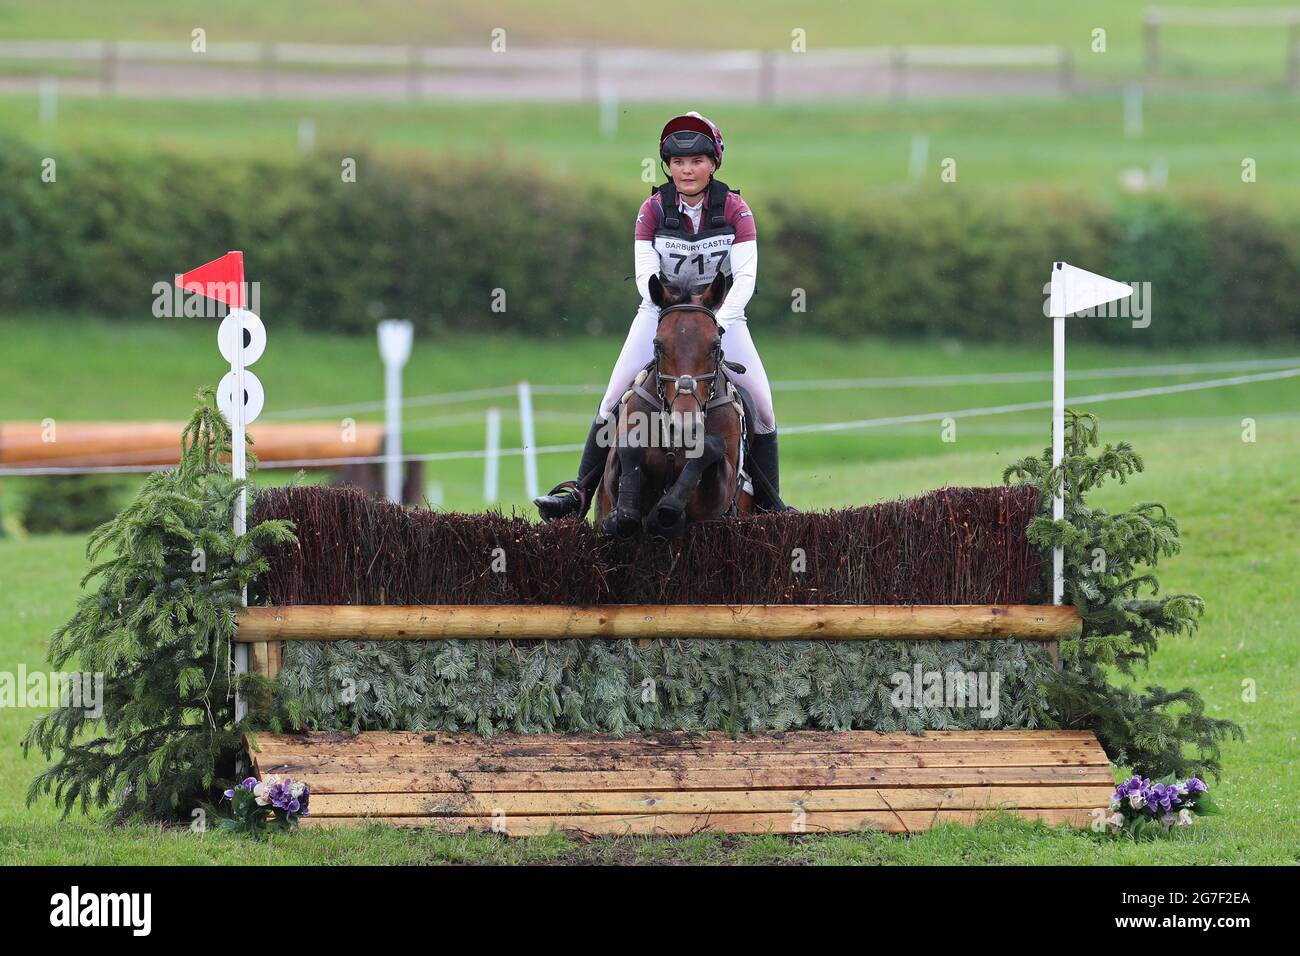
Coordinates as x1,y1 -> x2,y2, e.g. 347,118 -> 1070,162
648,271 -> 730,420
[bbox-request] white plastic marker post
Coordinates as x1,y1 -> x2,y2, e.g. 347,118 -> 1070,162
484,407 -> 501,503
517,381 -> 539,500
297,117 -> 316,153
1047,262 -> 1135,605
377,320 -> 414,504
38,75 -> 58,128
1124,83 -> 1144,139
598,81 -> 618,137
908,132 -> 929,184
176,251 -> 264,722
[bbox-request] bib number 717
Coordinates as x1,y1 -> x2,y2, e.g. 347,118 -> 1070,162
667,249 -> 728,280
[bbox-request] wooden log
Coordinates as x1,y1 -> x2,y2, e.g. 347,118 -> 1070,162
234,603 -> 1082,642
248,728 -> 1101,757
306,785 -> 1117,817
300,807 -> 1096,834
254,728 -> 1098,748
261,743 -> 1107,775
280,764 -> 1115,794
0,420 -> 383,468
260,747 -> 1108,774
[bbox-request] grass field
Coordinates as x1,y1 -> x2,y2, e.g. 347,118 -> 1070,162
0,318 -> 1296,863
5,92 -> 1300,207
3,0 -> 1300,81
3,315 -> 1298,512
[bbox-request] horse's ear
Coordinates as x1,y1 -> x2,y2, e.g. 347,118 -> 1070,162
699,271 -> 731,311
649,273 -> 669,308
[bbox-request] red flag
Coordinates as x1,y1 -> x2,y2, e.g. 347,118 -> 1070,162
176,251 -> 245,308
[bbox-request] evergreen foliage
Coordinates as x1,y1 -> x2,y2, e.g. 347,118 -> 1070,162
276,638 -> 1057,736
1004,409 -> 1242,779
23,390 -> 295,819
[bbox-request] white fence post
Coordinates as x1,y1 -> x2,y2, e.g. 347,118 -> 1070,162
189,250 -> 265,725
598,81 -> 618,137
484,407 -> 501,503
908,132 -> 929,184
38,75 -> 57,127
377,320 -> 413,504
1124,84 -> 1144,138
1051,310 -> 1066,606
517,381 -> 539,500
1047,261 -> 1135,606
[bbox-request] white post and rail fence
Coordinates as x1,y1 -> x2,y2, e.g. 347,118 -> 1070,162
1143,6 -> 1300,85
0,40 -> 1081,102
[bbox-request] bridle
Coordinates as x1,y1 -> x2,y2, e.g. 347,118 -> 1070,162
653,302 -> 724,417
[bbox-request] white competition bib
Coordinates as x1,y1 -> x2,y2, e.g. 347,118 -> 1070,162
653,233 -> 735,290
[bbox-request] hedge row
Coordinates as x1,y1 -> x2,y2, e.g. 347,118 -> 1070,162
2,136 -> 1296,345
251,484 -> 1043,606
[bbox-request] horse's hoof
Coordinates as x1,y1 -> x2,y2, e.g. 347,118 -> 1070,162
602,508 -> 641,540
648,500 -> 687,539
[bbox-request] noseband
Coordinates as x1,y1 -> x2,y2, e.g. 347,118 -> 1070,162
654,302 -> 723,412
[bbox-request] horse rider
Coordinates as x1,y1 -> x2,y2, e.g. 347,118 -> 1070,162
533,111 -> 787,520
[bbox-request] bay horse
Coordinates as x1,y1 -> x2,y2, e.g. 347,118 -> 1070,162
595,271 -> 752,539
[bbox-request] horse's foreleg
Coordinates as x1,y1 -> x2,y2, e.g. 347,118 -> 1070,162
601,440 -> 645,540
647,432 -> 725,537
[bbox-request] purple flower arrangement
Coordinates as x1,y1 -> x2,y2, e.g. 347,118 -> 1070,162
219,775 -> 310,836
1101,773 -> 1217,837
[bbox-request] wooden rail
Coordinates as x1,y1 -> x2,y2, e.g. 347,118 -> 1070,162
237,603 -> 1080,643
238,604 -> 1078,679
0,420 -> 383,470
246,729 -> 1112,834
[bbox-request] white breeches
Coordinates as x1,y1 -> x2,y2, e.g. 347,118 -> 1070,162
598,303 -> 776,435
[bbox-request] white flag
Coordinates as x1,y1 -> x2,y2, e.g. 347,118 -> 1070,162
1049,261 -> 1133,318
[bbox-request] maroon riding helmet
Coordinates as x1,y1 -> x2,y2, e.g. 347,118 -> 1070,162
659,112 -> 725,169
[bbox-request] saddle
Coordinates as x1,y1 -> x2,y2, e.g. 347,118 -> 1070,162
615,358 -> 759,508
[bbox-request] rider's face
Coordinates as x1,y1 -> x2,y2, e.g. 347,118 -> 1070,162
669,154 -> 716,196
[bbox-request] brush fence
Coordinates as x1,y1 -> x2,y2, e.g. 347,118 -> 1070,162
240,486 -> 1106,833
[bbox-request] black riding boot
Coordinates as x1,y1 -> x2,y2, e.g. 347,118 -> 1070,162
747,430 -> 790,513
534,415 -> 608,521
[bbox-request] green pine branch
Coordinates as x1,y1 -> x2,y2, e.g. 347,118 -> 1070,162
23,388 -> 297,820
1004,408 -> 1242,779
